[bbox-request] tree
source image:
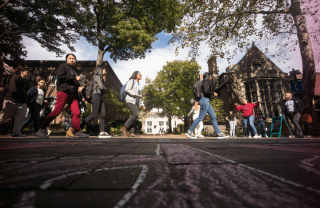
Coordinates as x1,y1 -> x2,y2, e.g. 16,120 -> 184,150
171,0 -> 318,122
0,0 -> 80,59
142,60 -> 200,131
103,88 -> 130,122
74,0 -> 184,65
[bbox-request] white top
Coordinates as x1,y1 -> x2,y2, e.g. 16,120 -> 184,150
125,79 -> 143,107
36,88 -> 44,105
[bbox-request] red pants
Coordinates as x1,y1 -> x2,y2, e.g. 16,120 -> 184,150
40,91 -> 81,132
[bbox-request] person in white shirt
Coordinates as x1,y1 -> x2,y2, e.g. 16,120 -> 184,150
188,100 -> 204,138
120,71 -> 145,137
22,78 -> 48,135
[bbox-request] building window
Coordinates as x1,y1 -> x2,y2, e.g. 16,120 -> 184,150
246,80 -> 283,119
159,121 -> 164,126
147,121 -> 152,126
50,76 -> 57,86
147,128 -> 152,133
252,63 -> 262,70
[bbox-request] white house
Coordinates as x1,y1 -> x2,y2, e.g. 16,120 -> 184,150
141,108 -> 184,134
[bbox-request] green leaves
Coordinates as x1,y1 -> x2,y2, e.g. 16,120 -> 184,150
142,60 -> 200,121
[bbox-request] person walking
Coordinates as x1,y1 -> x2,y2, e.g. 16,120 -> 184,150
226,111 -> 237,137
0,67 -> 30,137
188,100 -> 204,138
283,92 -> 304,138
21,78 -> 48,135
235,98 -> 261,138
37,54 -> 88,138
255,109 -> 267,137
186,72 -> 228,139
120,71 -> 145,137
80,65 -> 111,138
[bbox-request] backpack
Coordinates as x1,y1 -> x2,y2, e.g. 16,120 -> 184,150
26,86 -> 38,108
119,80 -> 135,103
193,80 -> 203,100
82,80 -> 95,103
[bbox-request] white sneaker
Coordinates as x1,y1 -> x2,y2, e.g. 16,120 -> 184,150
197,134 -> 204,138
47,130 -> 52,136
253,135 -> 261,138
249,136 -> 252,138
217,133 -> 229,139
99,132 -> 111,138
186,131 -> 197,139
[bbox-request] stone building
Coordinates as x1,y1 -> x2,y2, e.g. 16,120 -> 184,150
212,43 -> 291,125
4,60 -> 126,126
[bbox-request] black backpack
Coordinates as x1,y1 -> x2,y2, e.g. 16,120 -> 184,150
82,80 -> 94,103
193,80 -> 203,100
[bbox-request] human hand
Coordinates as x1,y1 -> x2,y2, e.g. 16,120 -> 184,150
76,76 -> 82,81
142,106 -> 145,110
235,103 -> 239,106
137,95 -> 142,98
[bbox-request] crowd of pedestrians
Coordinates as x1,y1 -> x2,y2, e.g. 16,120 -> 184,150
0,55 -> 311,139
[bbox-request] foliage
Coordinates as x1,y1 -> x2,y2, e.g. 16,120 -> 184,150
171,0 -> 318,116
82,103 -> 92,119
142,60 -> 200,126
203,98 -> 226,123
108,119 -> 126,128
103,88 -> 130,122
0,0 -> 79,59
73,0 -> 184,65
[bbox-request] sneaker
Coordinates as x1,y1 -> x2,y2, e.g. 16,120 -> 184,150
186,131 -> 197,139
217,133 -> 229,139
47,130 -> 52,136
11,133 -> 27,137
74,131 -> 89,138
99,132 -> 111,138
197,134 -> 204,138
253,135 -> 261,138
249,135 -> 252,138
37,130 -> 49,138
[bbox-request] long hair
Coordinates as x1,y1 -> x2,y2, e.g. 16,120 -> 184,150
129,71 -> 140,81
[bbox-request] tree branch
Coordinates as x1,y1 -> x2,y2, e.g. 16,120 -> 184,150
0,0 -> 10,9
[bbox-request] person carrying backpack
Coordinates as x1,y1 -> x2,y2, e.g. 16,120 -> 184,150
37,53 -> 88,138
120,71 -> 145,137
186,72 -> 228,139
80,65 -> 111,138
283,92 -> 304,138
255,109 -> 267,137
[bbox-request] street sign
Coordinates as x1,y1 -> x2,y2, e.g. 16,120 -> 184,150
291,80 -> 305,93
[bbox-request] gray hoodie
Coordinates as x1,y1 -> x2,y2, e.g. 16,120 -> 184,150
93,67 -> 107,94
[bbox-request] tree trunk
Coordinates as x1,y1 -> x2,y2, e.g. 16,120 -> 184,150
291,0 -> 319,132
97,50 -> 105,66
168,115 -> 172,133
291,0 -> 315,113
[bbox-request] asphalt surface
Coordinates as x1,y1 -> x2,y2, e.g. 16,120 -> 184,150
0,136 -> 320,208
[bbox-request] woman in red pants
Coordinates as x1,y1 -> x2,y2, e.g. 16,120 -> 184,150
37,54 -> 88,138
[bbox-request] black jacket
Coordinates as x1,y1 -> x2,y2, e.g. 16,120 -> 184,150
283,97 -> 305,114
201,80 -> 216,99
56,63 -> 80,94
27,86 -> 47,108
4,74 -> 28,103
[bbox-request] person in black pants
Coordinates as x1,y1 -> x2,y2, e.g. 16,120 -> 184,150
120,71 -> 145,137
22,78 -> 48,134
80,65 -> 110,138
283,92 -> 305,138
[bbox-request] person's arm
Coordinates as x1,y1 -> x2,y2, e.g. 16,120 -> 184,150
253,101 -> 260,108
57,64 -> 77,82
10,76 -> 20,102
225,116 -> 229,121
188,107 -> 194,116
125,79 -> 137,97
234,103 -> 243,112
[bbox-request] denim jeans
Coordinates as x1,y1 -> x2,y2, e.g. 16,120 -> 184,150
188,97 -> 221,135
243,115 -> 257,136
256,120 -> 266,137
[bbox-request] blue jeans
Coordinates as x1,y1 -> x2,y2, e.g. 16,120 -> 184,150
188,97 -> 221,135
256,120 -> 266,137
243,115 -> 257,136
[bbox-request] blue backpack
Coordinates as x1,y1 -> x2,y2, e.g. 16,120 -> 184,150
119,80 -> 135,103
